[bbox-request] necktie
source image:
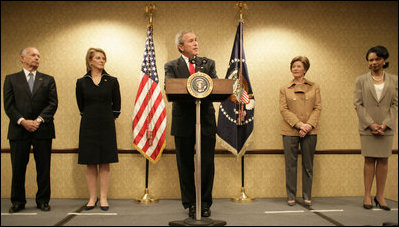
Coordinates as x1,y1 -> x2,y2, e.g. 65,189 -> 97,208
28,72 -> 34,92
189,62 -> 195,75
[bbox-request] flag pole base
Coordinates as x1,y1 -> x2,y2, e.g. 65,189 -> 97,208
231,187 -> 254,203
169,217 -> 226,226
136,188 -> 158,204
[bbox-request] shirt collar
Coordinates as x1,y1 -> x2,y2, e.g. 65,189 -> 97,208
23,68 -> 37,77
181,55 -> 190,64
84,69 -> 109,78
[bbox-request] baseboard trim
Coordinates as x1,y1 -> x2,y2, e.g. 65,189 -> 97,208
1,148 -> 397,155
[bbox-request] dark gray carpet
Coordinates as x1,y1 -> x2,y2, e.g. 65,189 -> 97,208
1,197 -> 397,226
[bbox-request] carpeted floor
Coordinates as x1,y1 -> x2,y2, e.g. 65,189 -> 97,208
1,197 -> 397,226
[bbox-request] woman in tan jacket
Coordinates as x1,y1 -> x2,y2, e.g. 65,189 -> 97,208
279,56 -> 321,207
354,46 -> 398,211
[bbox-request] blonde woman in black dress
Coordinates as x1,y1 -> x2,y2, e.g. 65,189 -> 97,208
76,48 -> 121,211
354,46 -> 397,211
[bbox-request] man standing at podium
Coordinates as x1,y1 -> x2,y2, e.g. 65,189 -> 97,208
164,30 -> 218,218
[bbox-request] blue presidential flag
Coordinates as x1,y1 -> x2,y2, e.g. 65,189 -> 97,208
217,21 -> 254,157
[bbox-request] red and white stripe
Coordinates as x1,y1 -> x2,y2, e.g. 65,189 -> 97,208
241,89 -> 249,104
132,71 -> 166,163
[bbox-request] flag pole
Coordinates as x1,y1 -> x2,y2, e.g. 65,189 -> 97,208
231,1 -> 254,203
231,156 -> 253,202
137,159 -> 158,204
136,3 -> 158,205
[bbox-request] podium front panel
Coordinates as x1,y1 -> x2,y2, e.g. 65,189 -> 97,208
165,78 -> 233,102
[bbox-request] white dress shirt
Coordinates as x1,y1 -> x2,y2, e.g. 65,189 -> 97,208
181,55 -> 195,72
374,82 -> 385,101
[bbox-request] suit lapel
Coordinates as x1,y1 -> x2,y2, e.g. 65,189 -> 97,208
378,72 -> 390,102
17,71 -> 33,96
31,71 -> 43,96
177,57 -> 190,78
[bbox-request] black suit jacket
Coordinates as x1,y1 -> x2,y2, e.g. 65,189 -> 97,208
164,56 -> 218,137
3,70 -> 58,140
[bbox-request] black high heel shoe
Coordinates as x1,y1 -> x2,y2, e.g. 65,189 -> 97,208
85,199 -> 98,210
363,197 -> 373,209
374,197 -> 391,211
100,200 -> 109,211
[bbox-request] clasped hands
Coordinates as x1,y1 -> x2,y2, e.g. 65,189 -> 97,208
299,123 -> 313,138
369,123 -> 387,136
21,119 -> 40,132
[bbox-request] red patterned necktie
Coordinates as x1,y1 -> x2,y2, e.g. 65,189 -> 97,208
189,62 -> 195,75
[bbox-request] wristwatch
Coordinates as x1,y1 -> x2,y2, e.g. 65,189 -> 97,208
36,118 -> 43,124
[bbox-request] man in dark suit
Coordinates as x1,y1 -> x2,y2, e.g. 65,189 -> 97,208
164,31 -> 218,218
3,47 -> 58,213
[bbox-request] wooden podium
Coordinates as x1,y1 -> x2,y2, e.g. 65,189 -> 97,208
165,78 -> 233,102
166,78 -> 233,226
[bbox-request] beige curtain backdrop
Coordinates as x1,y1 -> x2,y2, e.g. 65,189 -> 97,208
1,1 -> 398,200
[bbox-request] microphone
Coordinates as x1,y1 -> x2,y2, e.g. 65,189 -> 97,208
188,56 -> 197,65
189,56 -> 208,66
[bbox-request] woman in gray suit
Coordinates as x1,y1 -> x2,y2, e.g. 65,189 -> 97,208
354,46 -> 398,211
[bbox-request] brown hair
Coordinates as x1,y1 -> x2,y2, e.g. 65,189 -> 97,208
85,47 -> 107,72
175,30 -> 195,53
290,56 -> 310,74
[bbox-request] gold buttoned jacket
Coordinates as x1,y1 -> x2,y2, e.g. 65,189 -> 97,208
279,78 -> 322,136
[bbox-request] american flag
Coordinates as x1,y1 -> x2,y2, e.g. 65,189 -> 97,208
241,89 -> 249,104
132,25 -> 166,163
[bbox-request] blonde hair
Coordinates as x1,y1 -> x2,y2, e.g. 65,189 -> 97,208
290,56 -> 310,74
85,47 -> 107,72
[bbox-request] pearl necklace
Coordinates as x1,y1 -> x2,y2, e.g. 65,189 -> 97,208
372,76 -> 383,81
371,73 -> 384,82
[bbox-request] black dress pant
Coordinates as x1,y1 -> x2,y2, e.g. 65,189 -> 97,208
175,134 -> 215,209
10,139 -> 52,206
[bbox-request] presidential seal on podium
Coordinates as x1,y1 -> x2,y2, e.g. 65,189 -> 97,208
186,72 -> 213,99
